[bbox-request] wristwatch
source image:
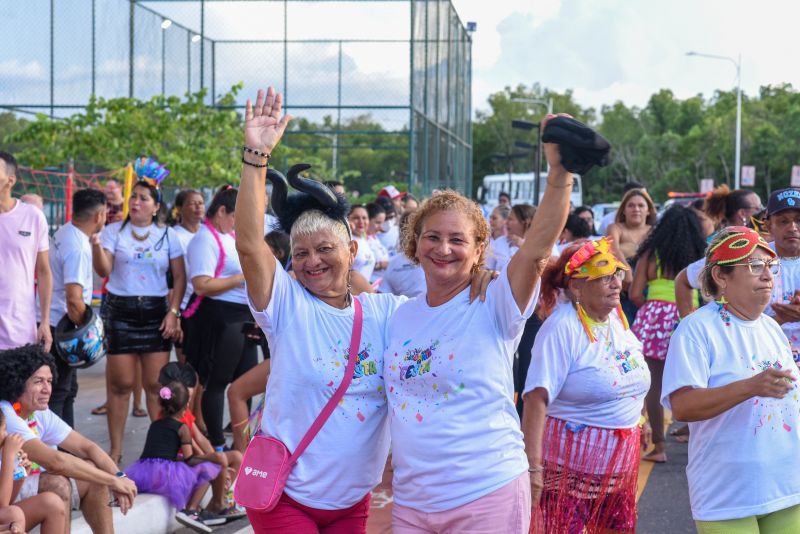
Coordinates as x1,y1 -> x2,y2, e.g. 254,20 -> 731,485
170,308 -> 181,318
115,471 -> 127,478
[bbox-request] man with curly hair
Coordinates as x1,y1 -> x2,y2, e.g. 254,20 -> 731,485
0,344 -> 138,534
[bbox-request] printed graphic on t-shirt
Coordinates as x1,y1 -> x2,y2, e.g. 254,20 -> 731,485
594,335 -> 648,400
315,340 -> 382,423
388,338 -> 469,424
747,354 -> 800,435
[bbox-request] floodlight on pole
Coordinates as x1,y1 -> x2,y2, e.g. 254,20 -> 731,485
686,50 -> 742,189
191,34 -> 202,43
161,19 -> 172,30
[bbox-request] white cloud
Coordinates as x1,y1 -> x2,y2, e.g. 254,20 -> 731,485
457,0 -> 800,115
0,59 -> 46,81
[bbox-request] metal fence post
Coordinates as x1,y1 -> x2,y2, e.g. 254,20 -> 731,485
129,0 -> 135,98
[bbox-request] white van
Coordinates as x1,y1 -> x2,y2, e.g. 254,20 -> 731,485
480,172 -> 583,210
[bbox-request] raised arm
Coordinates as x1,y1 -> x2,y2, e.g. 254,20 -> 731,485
507,114 -> 572,312
235,87 -> 292,312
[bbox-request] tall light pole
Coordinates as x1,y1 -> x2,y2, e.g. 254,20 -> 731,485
687,51 -> 742,189
511,97 -> 553,203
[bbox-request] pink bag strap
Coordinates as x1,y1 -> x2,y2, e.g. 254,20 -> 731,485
183,218 -> 227,318
288,297 -> 363,463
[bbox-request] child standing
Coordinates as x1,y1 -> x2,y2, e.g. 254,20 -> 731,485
125,381 -> 221,534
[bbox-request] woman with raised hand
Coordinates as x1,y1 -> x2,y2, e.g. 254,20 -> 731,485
234,87 -> 492,533
522,238 -> 651,534
662,227 -> 800,532
384,114 -> 573,534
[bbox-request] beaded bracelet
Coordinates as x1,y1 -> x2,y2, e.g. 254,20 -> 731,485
242,145 -> 271,160
241,157 -> 267,169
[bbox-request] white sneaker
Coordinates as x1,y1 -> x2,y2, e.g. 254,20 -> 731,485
176,510 -> 213,533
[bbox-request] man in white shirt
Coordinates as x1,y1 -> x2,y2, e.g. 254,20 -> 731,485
0,344 -> 137,534
48,189 -> 108,427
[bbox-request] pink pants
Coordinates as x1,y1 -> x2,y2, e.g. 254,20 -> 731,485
246,492 -> 371,534
392,472 -> 531,534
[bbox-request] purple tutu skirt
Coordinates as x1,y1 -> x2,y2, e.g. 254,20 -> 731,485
631,299 -> 679,361
125,458 -> 220,510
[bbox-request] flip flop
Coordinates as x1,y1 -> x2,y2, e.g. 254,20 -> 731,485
91,404 -> 108,416
642,451 -> 667,463
669,425 -> 689,437
132,407 -> 148,417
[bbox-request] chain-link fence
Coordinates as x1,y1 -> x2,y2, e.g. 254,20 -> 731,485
0,0 -> 471,196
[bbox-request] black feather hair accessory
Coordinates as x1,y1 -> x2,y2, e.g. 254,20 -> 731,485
267,164 -> 351,236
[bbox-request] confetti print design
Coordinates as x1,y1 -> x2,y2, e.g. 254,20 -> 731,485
312,339 -> 385,424
387,338 -> 468,424
747,354 -> 800,436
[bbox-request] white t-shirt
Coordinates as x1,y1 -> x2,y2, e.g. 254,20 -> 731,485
101,222 -> 183,297
49,223 -> 93,323
377,221 -> 399,256
384,267 -> 538,512
485,236 -> 517,271
685,245 -> 800,361
661,302 -> 800,521
686,257 -> 705,289
0,401 -> 72,474
173,225 -> 197,309
379,254 -> 426,298
249,265 -> 405,510
352,236 -> 376,281
524,302 -> 650,429
367,235 -> 389,283
186,225 -> 246,305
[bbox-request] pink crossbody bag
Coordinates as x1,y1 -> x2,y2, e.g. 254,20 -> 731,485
234,298 -> 363,512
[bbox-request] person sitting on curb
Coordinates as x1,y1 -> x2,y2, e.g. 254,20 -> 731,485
0,344 -> 138,534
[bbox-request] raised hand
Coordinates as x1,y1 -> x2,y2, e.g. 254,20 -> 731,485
244,87 -> 292,154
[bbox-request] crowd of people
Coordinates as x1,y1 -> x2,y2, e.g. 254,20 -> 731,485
0,84 -> 799,534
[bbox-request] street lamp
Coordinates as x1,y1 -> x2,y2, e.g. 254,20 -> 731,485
511,97 -> 553,202
686,51 -> 742,189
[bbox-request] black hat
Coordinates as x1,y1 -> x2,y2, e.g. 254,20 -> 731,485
767,188 -> 800,218
268,164 -> 351,236
541,116 -> 611,175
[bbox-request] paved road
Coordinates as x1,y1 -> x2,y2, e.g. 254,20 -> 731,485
72,358 -> 694,533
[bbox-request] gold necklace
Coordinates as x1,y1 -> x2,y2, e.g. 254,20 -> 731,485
131,228 -> 151,242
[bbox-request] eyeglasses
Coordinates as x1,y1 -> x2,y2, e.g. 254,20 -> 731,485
728,258 -> 781,276
596,269 -> 626,285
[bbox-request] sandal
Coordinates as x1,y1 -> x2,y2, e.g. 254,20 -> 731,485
132,407 -> 148,418
91,404 -> 108,416
642,450 -> 667,463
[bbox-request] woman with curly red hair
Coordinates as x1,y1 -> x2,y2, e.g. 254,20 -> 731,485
522,237 -> 651,534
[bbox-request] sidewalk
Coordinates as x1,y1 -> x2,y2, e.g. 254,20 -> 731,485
70,356 -> 396,533
69,358 -> 690,533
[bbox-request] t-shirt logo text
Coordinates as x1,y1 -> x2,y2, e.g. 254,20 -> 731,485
399,342 -> 438,381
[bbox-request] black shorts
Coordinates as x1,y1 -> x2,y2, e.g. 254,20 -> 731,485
102,294 -> 172,355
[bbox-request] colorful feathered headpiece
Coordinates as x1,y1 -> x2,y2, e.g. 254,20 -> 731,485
564,237 -> 628,280
707,226 -> 775,265
135,157 -> 170,187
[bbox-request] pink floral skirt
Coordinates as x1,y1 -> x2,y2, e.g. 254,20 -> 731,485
631,299 -> 679,361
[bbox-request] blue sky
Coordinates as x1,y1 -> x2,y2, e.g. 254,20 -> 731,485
2,0 -> 799,119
